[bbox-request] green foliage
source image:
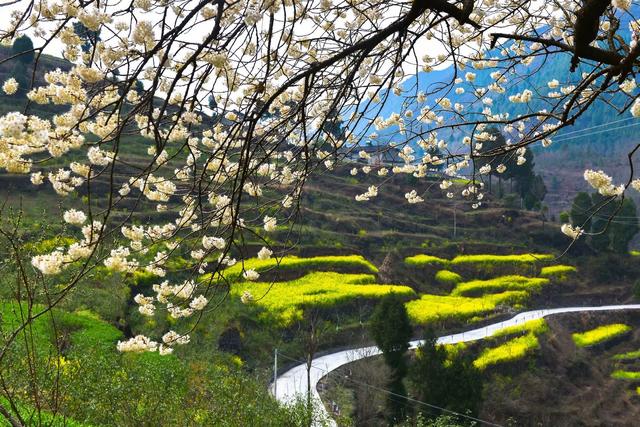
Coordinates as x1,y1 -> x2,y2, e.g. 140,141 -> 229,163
24,236 -> 76,254
434,270 -> 462,286
609,198 -> 639,254
405,291 -> 529,325
570,192 -> 593,232
233,272 -> 415,326
451,275 -> 549,297
0,397 -> 90,427
370,293 -> 413,424
370,293 -> 413,359
611,370 -> 640,380
572,324 -> 631,347
411,330 -> 483,418
539,265 -> 576,280
0,302 -> 320,426
590,193 -> 616,252
404,254 -> 450,267
214,255 -> 379,282
559,211 -> 570,224
473,334 -> 540,370
11,35 -> 35,64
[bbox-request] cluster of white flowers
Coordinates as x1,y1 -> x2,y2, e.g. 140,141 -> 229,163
2,78 -> 18,95
240,290 -> 254,304
257,247 -> 273,260
355,185 -> 378,201
405,190 -> 424,204
583,170 -> 624,197
63,209 -> 87,225
243,269 -> 260,281
561,224 -> 583,240
6,0 -> 640,354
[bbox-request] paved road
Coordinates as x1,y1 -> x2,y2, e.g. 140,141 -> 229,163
270,304 -> 640,426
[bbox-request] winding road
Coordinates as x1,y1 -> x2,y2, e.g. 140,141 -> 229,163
270,304 -> 640,426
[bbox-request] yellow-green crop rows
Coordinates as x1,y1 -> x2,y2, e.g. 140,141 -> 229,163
451,275 -> 549,297
489,319 -> 548,339
612,350 -> 640,360
611,370 -> 640,380
539,265 -> 576,280
233,272 -> 414,325
212,255 -> 378,282
572,324 -> 631,347
434,270 -> 463,285
405,291 -> 529,325
473,333 -> 540,370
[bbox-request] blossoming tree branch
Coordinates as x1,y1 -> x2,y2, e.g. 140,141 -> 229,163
0,0 -> 640,360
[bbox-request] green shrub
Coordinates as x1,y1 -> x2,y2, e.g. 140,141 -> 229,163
434,270 -> 462,286
572,324 -> 631,347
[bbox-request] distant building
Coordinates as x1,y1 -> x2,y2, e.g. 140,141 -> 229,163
343,144 -> 403,166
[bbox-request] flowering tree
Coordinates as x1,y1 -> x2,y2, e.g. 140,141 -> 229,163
2,0 -> 640,421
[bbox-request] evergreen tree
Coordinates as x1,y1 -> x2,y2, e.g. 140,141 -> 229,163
370,293 -> 413,424
609,198 -> 639,254
411,330 -> 483,418
11,35 -> 34,64
590,193 -> 616,252
570,192 -> 594,232
10,61 -> 29,97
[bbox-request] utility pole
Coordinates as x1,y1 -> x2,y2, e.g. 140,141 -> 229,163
453,206 -> 457,239
273,348 -> 278,398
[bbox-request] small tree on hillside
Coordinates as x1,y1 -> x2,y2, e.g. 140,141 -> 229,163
11,35 -> 34,64
410,329 -> 483,418
609,198 -> 639,254
591,193 -> 618,252
370,293 -> 412,424
570,192 -> 594,233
